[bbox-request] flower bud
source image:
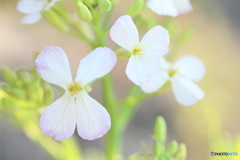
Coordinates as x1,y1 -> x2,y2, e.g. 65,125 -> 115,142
2,67 -> 16,86
153,116 -> 167,142
76,1 -> 92,22
2,85 -> 12,95
115,48 -> 131,60
43,9 -> 69,32
42,87 -> 53,106
127,0 -> 144,17
83,0 -> 97,6
12,88 -> 26,99
153,141 -> 165,156
111,0 -> 120,5
84,85 -> 92,93
17,72 -> 29,83
168,140 -> 178,154
176,144 -> 187,160
1,98 -> 17,110
52,3 -> 72,24
99,0 -> 112,13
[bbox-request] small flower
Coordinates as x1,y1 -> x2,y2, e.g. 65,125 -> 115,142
16,0 -> 59,24
110,15 -> 170,86
35,46 -> 117,140
141,55 -> 205,106
147,0 -> 193,17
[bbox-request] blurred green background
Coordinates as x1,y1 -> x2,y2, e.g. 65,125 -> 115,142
1,0 -> 240,160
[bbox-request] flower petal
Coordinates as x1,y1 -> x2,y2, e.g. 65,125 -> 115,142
40,92 -> 76,141
171,76 -> 204,106
141,70 -> 169,93
147,0 -> 178,17
140,26 -> 170,56
76,91 -> 111,140
173,55 -> 205,82
75,47 -> 117,86
35,46 -> 72,89
159,57 -> 172,70
17,0 -> 46,14
173,0 -> 193,15
21,12 -> 42,24
110,15 -> 139,51
126,54 -> 160,86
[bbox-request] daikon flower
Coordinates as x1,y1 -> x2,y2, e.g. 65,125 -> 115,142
141,55 -> 205,106
110,15 -> 170,86
16,0 -> 59,24
35,46 -> 117,140
147,0 -> 193,17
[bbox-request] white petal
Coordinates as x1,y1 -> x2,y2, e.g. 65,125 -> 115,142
21,12 -> 42,24
76,91 -> 111,140
75,47 -> 117,86
171,76 -> 204,106
159,57 -> 172,70
17,0 -> 46,14
147,0 -> 178,17
173,0 -> 193,15
140,26 -> 170,56
173,55 -> 205,82
110,15 -> 139,51
126,54 -> 160,86
40,92 -> 76,141
141,70 -> 169,93
35,46 -> 72,89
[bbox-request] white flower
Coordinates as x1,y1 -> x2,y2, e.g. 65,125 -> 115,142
147,0 -> 193,17
16,0 -> 59,24
35,46 -> 117,140
141,55 -> 205,106
110,15 -> 170,86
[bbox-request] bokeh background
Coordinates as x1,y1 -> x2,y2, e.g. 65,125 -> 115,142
1,0 -> 240,160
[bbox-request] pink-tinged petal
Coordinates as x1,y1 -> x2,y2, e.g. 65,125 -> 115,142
171,75 -> 204,106
140,26 -> 170,56
35,46 -> 73,89
17,0 -> 47,14
40,92 -> 76,141
173,55 -> 205,82
159,57 -> 172,70
110,15 -> 139,51
173,0 -> 193,15
141,70 -> 169,93
76,91 -> 111,140
147,0 -> 178,17
126,54 -> 160,86
75,47 -> 117,86
21,12 -> 42,24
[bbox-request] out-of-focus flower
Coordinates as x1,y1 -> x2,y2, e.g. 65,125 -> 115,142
141,55 -> 205,106
16,0 -> 60,24
35,46 -> 117,140
110,15 -> 170,86
147,0 -> 193,17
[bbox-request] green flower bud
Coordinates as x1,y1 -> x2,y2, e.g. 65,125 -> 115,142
176,144 -> 187,160
52,3 -> 72,24
42,87 -> 53,106
76,1 -> 92,22
1,98 -> 17,110
84,85 -> 92,93
2,67 -> 16,86
111,0 -> 120,5
168,140 -> 178,155
99,0 -> 112,13
127,0 -> 144,17
43,9 -> 69,33
17,72 -> 29,83
153,116 -> 167,142
115,48 -> 131,60
83,0 -> 97,6
2,85 -> 12,95
12,88 -> 26,99
153,141 -> 165,156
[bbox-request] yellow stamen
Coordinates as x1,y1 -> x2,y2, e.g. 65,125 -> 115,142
68,82 -> 82,95
132,46 -> 142,55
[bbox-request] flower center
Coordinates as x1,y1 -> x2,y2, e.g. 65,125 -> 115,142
68,82 -> 82,95
132,46 -> 142,55
168,69 -> 177,77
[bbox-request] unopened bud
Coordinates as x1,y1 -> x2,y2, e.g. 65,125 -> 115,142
2,67 -> 16,86
83,0 -> 97,6
115,48 -> 131,60
76,1 -> 92,22
1,98 -> 17,110
168,140 -> 178,154
52,3 -> 72,24
12,88 -> 26,99
84,85 -> 92,93
17,72 -> 29,83
153,116 -> 167,142
99,0 -> 112,13
2,85 -> 12,95
176,144 -> 187,160
127,0 -> 144,17
111,0 -> 120,5
43,9 -> 69,32
153,141 -> 165,156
